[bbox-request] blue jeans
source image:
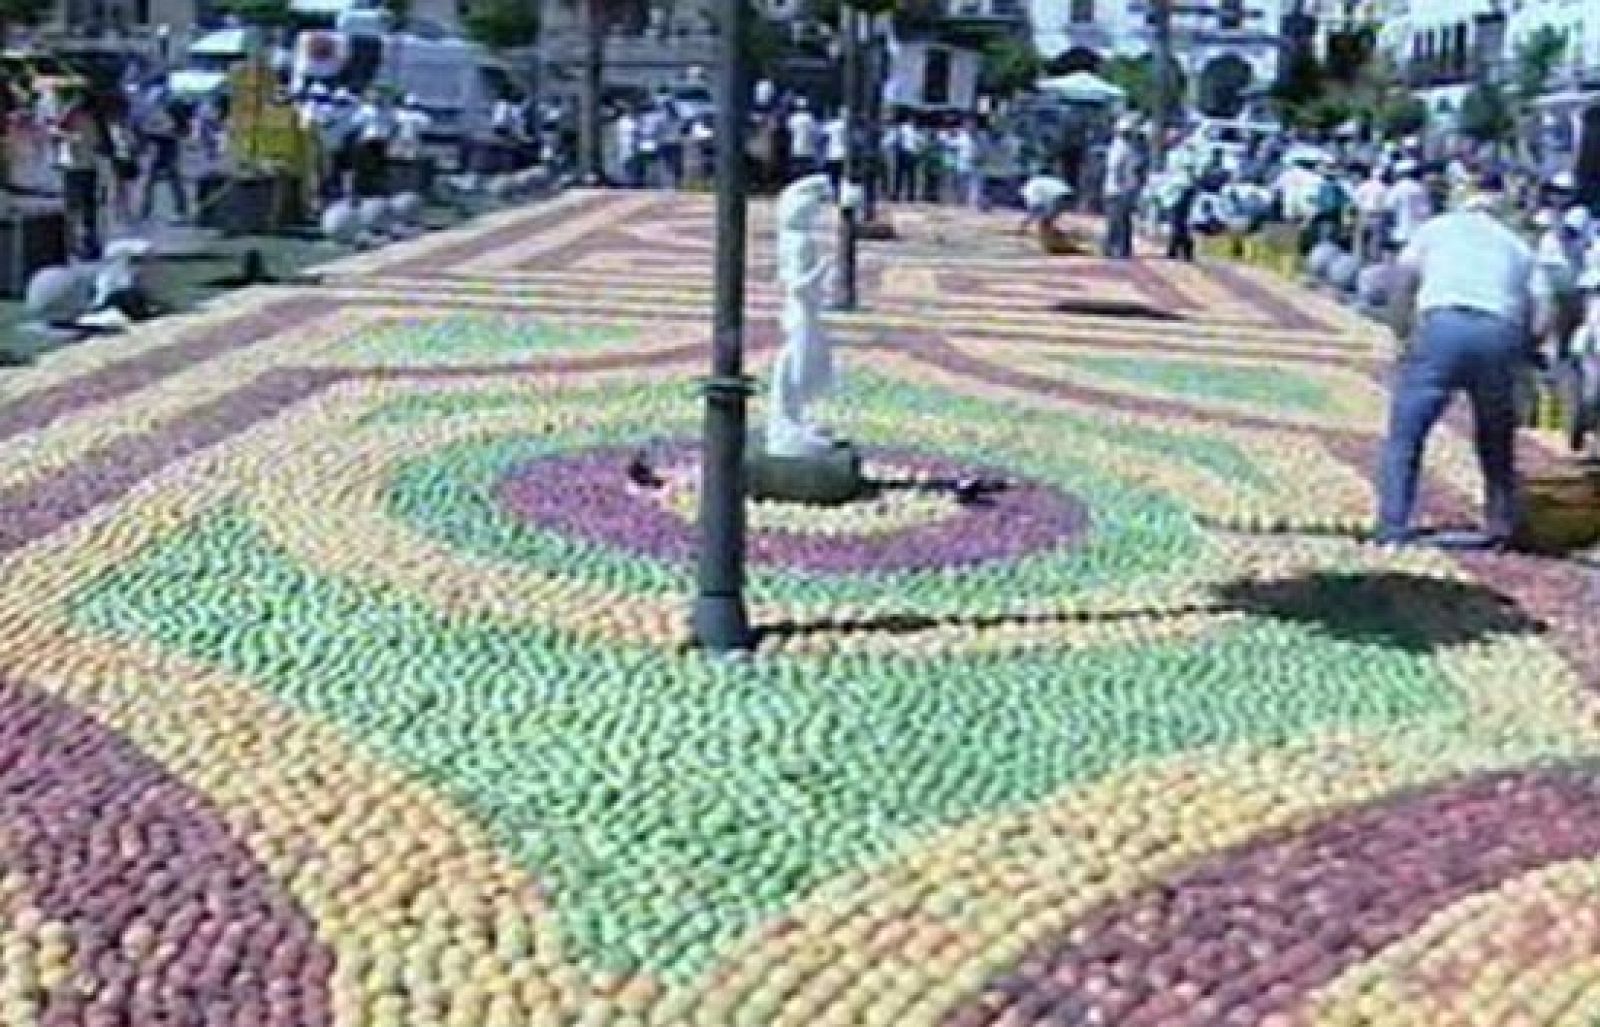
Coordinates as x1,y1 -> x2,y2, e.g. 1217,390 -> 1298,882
1102,192 -> 1135,259
1377,307 -> 1523,540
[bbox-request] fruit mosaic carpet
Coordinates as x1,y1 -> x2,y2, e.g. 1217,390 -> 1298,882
8,188 -> 1600,1026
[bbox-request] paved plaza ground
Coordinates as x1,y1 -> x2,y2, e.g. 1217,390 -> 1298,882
5,189 -> 1600,1025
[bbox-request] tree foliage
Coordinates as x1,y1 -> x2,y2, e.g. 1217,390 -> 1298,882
0,0 -> 50,31
1270,46 -> 1325,125
1513,24 -> 1567,109
1323,26 -> 1375,86
979,36 -> 1040,98
1378,94 -> 1429,138
466,0 -> 541,50
214,0 -> 292,26
1459,81 -> 1514,144
1101,54 -> 1184,121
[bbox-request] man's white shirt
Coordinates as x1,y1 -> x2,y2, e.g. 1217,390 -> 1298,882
1399,211 -> 1541,324
788,110 -> 817,158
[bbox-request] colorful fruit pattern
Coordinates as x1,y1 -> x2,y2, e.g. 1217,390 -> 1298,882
4,189 -> 1600,1025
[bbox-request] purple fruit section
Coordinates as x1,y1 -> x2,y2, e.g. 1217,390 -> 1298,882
1201,260 -> 1330,333
497,443 -> 1090,574
944,765 -> 1600,1027
383,190 -> 619,277
909,333 -> 1334,435
0,370 -> 338,556
0,675 -> 333,1027
0,300 -> 331,443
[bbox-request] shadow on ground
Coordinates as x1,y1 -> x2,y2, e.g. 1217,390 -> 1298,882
757,571 -> 1544,654
1213,571 -> 1545,653
1050,299 -> 1185,321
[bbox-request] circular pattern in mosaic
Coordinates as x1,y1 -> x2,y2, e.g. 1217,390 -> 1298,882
496,442 -> 1091,574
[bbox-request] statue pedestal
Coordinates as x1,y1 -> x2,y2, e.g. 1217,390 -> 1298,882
856,215 -> 897,241
747,437 -> 865,506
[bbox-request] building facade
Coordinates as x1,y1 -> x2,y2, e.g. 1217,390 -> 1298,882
1031,0 -> 1287,118
535,0 -> 1028,112
1366,0 -> 1599,146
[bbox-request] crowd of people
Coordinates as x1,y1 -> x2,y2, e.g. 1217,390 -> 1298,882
3,72 -> 224,258
1,59 -> 556,262
602,83 -> 1017,205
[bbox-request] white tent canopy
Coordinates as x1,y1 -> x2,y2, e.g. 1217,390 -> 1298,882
188,27 -> 256,57
1035,71 -> 1126,104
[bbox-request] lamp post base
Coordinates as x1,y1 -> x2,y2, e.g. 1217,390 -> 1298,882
856,217 -> 897,241
692,593 -> 753,654
748,436 -> 864,506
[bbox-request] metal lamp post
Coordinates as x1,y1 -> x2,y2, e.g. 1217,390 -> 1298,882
833,3 -> 861,310
861,26 -> 883,225
692,0 -> 754,653
1151,0 -> 1173,171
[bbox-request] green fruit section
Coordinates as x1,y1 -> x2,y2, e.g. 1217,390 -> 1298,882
334,315 -> 641,365
1058,353 -> 1337,415
72,511 -> 1460,980
382,372 -> 1272,611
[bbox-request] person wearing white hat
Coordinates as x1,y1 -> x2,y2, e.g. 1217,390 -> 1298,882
1535,205 -> 1591,352
1376,169 -> 1554,548
348,90 -> 395,198
786,97 -> 817,178
1561,263 -> 1600,454
1354,164 -> 1392,261
1385,158 -> 1432,248
1017,173 -> 1073,239
1101,115 -> 1141,259
393,94 -> 431,164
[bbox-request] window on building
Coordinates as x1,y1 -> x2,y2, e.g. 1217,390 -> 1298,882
923,46 -> 951,106
1070,0 -> 1093,24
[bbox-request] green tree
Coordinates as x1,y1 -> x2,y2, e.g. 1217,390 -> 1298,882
1323,25 -> 1375,86
465,0 -> 541,50
0,0 -> 51,48
1459,81 -> 1514,144
214,0 -> 292,26
1270,47 -> 1325,126
1377,94 -> 1429,138
1303,94 -> 1353,135
1513,25 -> 1568,106
1101,54 -> 1184,122
979,36 -> 1040,98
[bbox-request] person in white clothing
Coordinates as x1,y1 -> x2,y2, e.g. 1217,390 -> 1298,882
891,118 -> 922,201
637,104 -> 664,186
491,93 -> 520,137
349,91 -> 394,198
1018,174 -> 1072,237
1535,206 -> 1591,344
1353,165 -> 1391,261
393,94 -> 431,164
1385,159 -> 1433,248
1273,157 -> 1322,223
952,121 -> 980,208
822,111 -> 847,196
1562,266 -> 1600,454
1376,171 -> 1553,547
614,107 -> 639,186
787,98 -> 818,177
1101,116 -> 1141,259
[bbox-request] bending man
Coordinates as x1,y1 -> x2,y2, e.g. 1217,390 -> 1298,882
1376,171 -> 1553,548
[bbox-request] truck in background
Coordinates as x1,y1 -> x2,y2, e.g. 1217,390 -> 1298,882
291,8 -> 518,159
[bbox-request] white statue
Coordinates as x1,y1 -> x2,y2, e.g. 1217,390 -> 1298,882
767,173 -> 838,458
